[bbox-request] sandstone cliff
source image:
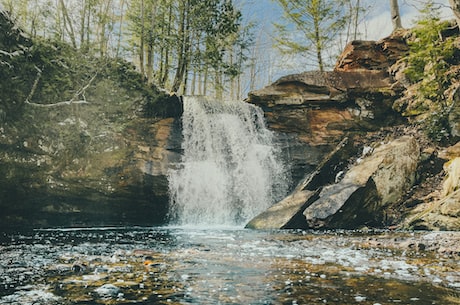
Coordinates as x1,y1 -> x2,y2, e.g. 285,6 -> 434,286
246,28 -> 460,230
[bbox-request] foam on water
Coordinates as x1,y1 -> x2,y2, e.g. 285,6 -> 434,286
168,96 -> 289,227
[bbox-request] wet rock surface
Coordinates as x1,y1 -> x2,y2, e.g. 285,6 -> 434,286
0,228 -> 459,305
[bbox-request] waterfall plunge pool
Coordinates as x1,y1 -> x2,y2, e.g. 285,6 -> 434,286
1,227 -> 459,305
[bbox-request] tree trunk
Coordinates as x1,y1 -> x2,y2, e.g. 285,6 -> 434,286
59,0 -> 77,48
390,0 -> 402,30
353,0 -> 360,40
80,0 -> 87,50
313,14 -> 324,72
146,2 -> 157,84
160,4 -> 173,88
139,0 -> 145,81
172,0 -> 191,93
115,0 -> 126,58
450,0 -> 460,29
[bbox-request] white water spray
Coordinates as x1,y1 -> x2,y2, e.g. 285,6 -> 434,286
168,96 -> 289,227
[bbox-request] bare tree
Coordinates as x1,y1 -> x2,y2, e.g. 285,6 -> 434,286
450,0 -> 460,29
390,0 -> 402,30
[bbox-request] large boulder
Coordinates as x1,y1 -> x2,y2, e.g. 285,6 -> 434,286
246,138 -> 357,229
303,136 -> 420,229
334,32 -> 409,72
247,136 -> 421,230
245,190 -> 319,230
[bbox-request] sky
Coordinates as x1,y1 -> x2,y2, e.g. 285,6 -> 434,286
235,0 -> 455,89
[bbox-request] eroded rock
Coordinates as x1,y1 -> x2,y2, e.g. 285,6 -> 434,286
334,32 -> 409,72
246,138 -> 357,229
407,149 -> 460,230
303,136 -> 420,229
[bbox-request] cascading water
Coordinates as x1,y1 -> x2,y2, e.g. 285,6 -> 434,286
168,96 -> 289,227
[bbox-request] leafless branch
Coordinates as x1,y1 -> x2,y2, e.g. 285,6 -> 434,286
25,100 -> 89,107
24,65 -> 42,104
25,68 -> 98,108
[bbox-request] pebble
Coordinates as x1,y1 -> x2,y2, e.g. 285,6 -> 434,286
94,284 -> 121,298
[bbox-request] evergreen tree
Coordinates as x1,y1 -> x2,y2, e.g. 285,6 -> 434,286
274,0 -> 347,72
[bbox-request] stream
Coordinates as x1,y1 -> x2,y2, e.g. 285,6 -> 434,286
0,227 -> 459,305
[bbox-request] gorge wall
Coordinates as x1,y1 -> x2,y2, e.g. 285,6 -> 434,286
0,10 -> 183,228
246,29 -> 460,231
2,9 -> 460,231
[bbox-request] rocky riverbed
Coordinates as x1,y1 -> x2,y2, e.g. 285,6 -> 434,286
0,227 -> 459,305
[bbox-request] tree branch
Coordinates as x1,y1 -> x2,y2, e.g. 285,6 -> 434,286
25,100 -> 89,107
25,69 -> 98,108
24,65 -> 42,104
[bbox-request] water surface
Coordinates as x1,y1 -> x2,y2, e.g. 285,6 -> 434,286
0,227 -> 459,304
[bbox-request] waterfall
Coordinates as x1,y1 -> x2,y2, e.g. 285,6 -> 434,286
168,96 -> 289,227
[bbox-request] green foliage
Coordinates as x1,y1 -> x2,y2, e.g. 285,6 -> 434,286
30,38 -> 80,103
402,5 -> 460,143
125,0 -> 250,94
405,18 -> 455,91
274,0 -> 348,71
0,10 -> 33,121
0,8 -> 176,124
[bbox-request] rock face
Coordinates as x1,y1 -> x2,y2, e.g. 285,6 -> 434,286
0,94 -> 182,228
243,27 -> 460,231
246,27 -> 460,230
247,32 -> 410,150
0,97 -> 181,227
303,136 -> 419,229
334,33 -> 409,72
246,68 -> 405,186
0,11 -> 183,228
247,136 -> 420,229
247,70 -> 399,146
0,98 -> 181,227
406,143 -> 460,230
244,33 -> 416,228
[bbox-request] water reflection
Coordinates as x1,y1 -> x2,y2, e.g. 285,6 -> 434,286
0,227 -> 459,304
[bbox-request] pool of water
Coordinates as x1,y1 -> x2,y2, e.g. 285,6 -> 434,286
0,227 -> 459,304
